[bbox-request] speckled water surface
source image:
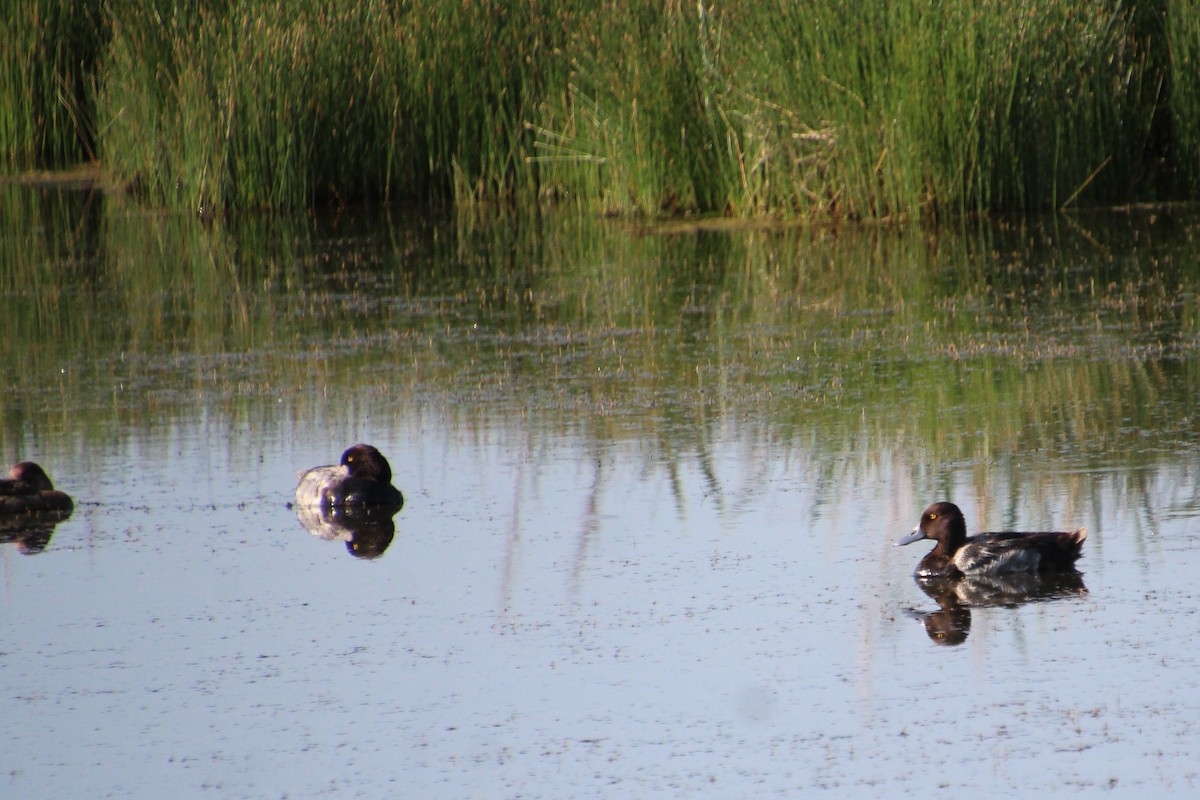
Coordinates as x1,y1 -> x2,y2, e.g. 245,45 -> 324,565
3,185 -> 1200,798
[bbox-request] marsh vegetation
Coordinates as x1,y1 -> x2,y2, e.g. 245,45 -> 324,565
5,1 -> 1200,219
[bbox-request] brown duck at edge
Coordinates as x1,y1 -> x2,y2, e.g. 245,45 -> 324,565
0,462 -> 74,514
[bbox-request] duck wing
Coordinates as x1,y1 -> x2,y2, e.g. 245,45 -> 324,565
953,529 -> 1087,575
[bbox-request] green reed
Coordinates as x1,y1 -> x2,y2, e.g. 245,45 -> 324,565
12,0 -> 1200,218
1167,1 -> 1200,189
95,1 -> 572,211
550,0 -> 1167,219
0,0 -> 104,168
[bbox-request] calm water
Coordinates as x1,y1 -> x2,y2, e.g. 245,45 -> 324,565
3,183 -> 1200,798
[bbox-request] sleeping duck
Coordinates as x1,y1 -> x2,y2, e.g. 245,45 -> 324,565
295,444 -> 404,509
0,462 -> 74,514
896,501 -> 1086,578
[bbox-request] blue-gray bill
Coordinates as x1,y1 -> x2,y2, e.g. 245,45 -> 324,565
894,528 -> 925,546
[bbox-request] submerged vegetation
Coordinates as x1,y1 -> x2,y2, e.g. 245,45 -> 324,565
4,1 -> 1200,219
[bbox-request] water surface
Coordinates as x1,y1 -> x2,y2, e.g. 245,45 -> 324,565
2,185 -> 1200,797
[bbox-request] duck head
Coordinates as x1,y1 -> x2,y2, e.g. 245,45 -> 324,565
895,501 -> 968,549
9,462 -> 55,491
340,444 -> 393,484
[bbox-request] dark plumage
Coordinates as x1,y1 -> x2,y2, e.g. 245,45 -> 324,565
295,444 -> 404,509
0,462 -> 74,514
895,501 -> 1086,578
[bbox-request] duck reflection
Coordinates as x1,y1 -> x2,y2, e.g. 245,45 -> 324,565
294,503 -> 401,559
0,509 -> 72,555
905,571 -> 1088,646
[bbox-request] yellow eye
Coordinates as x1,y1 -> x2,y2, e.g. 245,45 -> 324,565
929,513 -> 937,520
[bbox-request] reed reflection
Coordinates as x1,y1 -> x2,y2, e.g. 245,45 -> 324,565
905,571 -> 1088,646
294,504 -> 402,560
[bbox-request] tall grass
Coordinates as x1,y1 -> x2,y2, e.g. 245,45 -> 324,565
1167,1 -> 1200,190
534,0 -> 1169,219
96,1 -> 572,211
529,2 -> 746,215
11,0 -> 1200,218
0,0 -> 105,168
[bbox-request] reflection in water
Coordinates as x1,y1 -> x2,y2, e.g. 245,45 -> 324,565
294,503 -> 402,559
4,182 -> 1200,532
905,571 -> 1088,646
6,180 -> 1200,799
5,184 -> 1200,569
0,509 -> 72,555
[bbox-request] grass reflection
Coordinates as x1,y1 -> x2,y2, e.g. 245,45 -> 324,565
2,184 -> 1200,527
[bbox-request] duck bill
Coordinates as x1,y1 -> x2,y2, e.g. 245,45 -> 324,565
894,527 -> 926,547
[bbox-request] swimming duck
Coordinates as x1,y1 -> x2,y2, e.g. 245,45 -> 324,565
0,462 -> 74,514
295,444 -> 404,509
895,501 -> 1086,578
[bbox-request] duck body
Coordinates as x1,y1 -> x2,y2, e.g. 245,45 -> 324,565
896,501 -> 1085,579
295,444 -> 404,509
0,462 -> 74,514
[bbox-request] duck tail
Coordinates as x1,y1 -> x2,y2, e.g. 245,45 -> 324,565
1063,527 -> 1087,562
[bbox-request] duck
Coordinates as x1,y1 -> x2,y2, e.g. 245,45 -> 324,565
294,444 -> 404,509
895,501 -> 1086,578
0,462 -> 74,514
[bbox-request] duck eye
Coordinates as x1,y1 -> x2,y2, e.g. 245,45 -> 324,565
929,513 -> 937,520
